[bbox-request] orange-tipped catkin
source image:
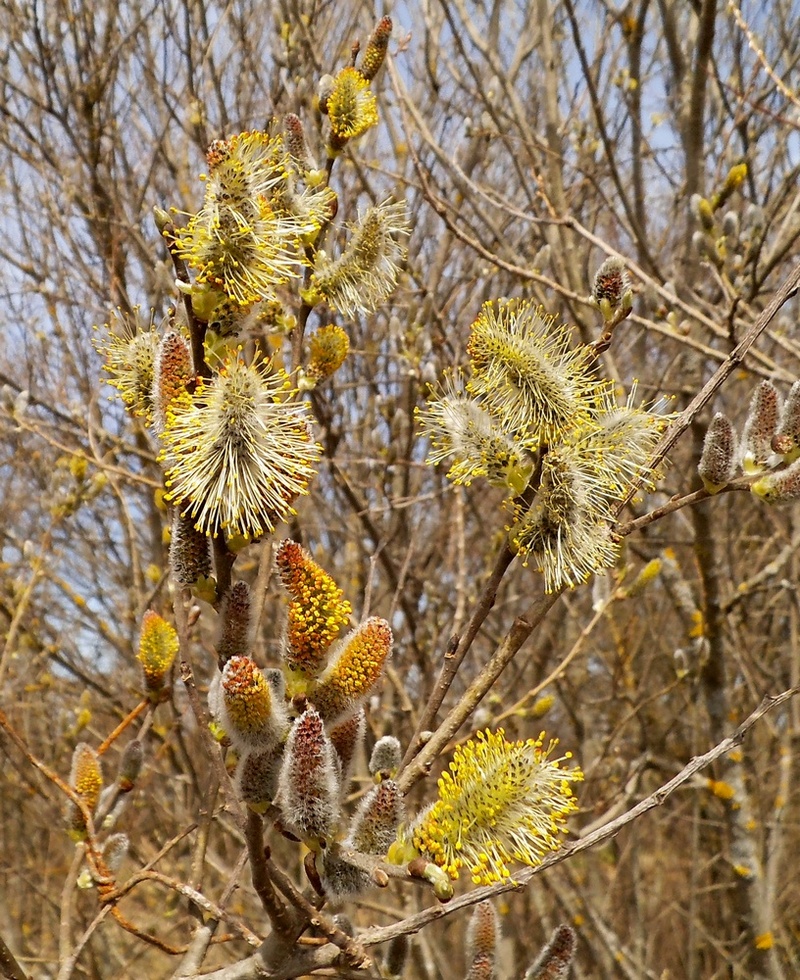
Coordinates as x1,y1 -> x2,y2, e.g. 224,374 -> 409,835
276,539 -> 352,678
220,656 -> 287,751
137,610 -> 179,694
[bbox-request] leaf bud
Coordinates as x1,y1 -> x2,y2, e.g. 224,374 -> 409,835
741,380 -> 779,474
117,739 -> 143,793
276,706 -> 341,843
524,924 -> 577,980
698,412 -> 736,492
152,205 -> 172,235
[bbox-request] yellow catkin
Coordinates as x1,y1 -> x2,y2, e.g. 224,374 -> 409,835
311,618 -> 392,720
402,729 -> 582,885
137,610 -> 179,692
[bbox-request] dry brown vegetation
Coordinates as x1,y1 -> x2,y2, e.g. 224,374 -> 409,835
1,1 -> 800,977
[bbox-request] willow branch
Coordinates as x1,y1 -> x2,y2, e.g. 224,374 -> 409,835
397,590 -> 562,793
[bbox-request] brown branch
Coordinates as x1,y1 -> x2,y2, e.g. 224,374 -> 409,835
0,934 -> 28,980
614,480 -> 752,537
110,906 -> 183,955
243,810 -> 297,937
399,543 -> 516,773
171,596 -> 244,827
618,258 -> 800,510
263,854 -> 370,969
397,589 -> 563,794
0,710 -> 98,836
115,869 -> 261,947
95,699 -> 149,755
561,0 -> 655,272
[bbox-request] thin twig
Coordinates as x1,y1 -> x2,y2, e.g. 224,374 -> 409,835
614,480 -> 752,537
243,810 -> 297,937
397,590 -> 563,793
619,259 -> 800,510
399,543 -> 516,773
96,700 -> 149,755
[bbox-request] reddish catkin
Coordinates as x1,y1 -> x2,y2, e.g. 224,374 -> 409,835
276,707 -> 340,842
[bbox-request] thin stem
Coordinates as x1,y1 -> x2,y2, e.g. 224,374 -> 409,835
614,481 -> 751,537
397,590 -> 562,794
618,258 -> 800,510
399,543 -> 516,773
96,700 -> 149,755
